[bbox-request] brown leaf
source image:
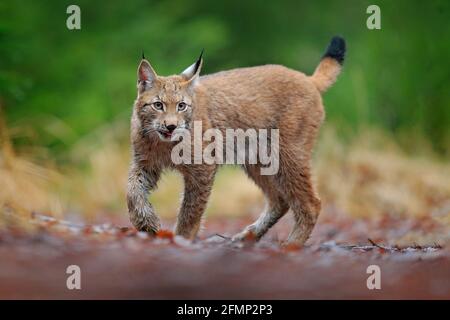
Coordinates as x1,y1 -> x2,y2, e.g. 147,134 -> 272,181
282,242 -> 302,252
156,229 -> 174,240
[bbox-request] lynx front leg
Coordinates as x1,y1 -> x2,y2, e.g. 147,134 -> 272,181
127,162 -> 161,234
175,165 -> 216,240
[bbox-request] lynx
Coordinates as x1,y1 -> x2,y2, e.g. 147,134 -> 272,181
127,36 -> 346,245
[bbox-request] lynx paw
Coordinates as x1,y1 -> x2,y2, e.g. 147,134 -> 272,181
231,227 -> 257,243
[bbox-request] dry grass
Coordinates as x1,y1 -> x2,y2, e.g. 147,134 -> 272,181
316,127 -> 450,224
0,113 -> 63,229
1,116 -> 449,231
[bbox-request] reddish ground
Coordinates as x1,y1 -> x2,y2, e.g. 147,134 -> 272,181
0,211 -> 448,299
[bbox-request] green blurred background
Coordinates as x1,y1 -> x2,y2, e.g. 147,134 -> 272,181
1,0 -> 449,158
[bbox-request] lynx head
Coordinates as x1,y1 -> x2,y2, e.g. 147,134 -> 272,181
135,51 -> 203,142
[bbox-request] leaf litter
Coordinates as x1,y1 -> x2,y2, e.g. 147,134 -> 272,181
0,211 -> 448,299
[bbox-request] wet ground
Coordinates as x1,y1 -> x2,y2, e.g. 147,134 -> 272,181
0,212 -> 449,299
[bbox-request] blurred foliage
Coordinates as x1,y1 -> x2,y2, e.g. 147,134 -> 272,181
0,0 -> 449,157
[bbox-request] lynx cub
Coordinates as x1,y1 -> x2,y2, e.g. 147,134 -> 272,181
127,37 -> 346,245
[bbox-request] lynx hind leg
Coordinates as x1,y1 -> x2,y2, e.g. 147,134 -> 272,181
232,166 -> 289,242
275,153 -> 321,246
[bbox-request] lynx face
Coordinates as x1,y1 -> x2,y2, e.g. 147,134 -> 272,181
137,78 -> 194,141
135,53 -> 202,142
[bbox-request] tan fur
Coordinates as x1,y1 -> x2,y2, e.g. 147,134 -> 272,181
310,57 -> 342,93
127,41 -> 344,245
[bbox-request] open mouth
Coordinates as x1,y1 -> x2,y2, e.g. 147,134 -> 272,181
158,130 -> 173,140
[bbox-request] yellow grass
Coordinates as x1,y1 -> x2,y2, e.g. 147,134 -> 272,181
0,114 -> 62,229
316,128 -> 450,220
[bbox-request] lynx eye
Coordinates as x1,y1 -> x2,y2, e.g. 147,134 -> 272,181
177,102 -> 188,112
152,101 -> 164,111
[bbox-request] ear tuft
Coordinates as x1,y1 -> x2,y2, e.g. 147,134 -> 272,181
181,50 -> 204,81
193,49 -> 204,75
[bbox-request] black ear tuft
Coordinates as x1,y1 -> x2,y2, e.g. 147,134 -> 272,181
142,50 -> 146,60
193,49 -> 204,74
323,36 -> 346,65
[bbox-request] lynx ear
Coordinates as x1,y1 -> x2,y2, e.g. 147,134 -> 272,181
137,58 -> 157,91
181,50 -> 203,82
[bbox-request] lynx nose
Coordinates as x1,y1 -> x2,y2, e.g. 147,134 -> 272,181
166,124 -> 177,132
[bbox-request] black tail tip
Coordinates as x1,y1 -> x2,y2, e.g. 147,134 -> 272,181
323,36 -> 346,65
